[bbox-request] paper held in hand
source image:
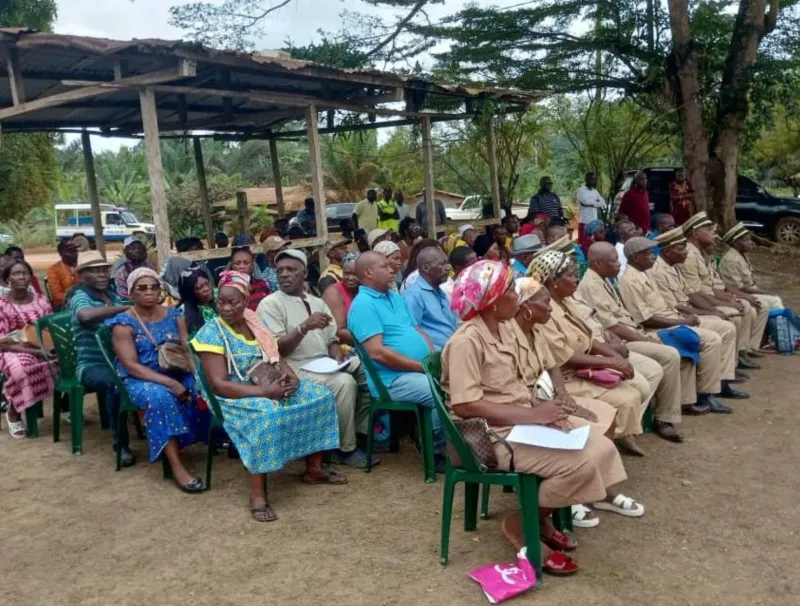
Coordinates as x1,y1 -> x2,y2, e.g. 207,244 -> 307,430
301,356 -> 351,374
506,424 -> 590,450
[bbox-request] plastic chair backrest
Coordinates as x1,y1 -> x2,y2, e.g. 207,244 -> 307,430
188,345 -> 225,422
94,325 -> 127,392
41,311 -> 78,381
423,352 -> 484,473
42,276 -> 56,308
352,337 -> 393,403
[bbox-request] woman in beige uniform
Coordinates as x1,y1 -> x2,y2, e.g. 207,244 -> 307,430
442,260 -> 643,575
528,251 -> 646,456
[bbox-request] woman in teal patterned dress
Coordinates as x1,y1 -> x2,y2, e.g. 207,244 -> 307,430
192,271 -> 345,522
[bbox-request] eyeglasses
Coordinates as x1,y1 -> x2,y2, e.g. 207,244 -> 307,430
134,284 -> 161,293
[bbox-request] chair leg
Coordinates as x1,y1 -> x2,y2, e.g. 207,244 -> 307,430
364,405 -> 376,474
440,472 -> 456,566
25,402 -> 41,438
464,482 -> 479,531
553,506 -> 573,533
205,425 -> 215,491
97,392 -> 110,430
52,391 -> 62,443
388,411 -> 400,453
71,387 -> 85,455
642,403 -> 654,433
480,484 -> 491,520
162,456 -> 173,480
418,406 -> 436,484
115,410 -> 125,471
132,412 -> 145,440
516,474 -> 543,581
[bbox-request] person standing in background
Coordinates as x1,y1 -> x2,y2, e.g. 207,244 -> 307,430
618,171 -> 651,234
353,189 -> 380,232
577,173 -> 607,251
376,187 -> 400,233
528,176 -> 564,222
395,191 -> 408,222
669,168 -> 696,226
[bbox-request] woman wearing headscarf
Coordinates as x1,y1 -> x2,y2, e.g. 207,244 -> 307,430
106,268 -> 207,493
373,240 -> 404,290
513,277 -> 642,528
582,220 -> 606,255
528,250 -> 646,458
178,265 -> 218,335
191,271 -> 344,522
442,261 -> 638,575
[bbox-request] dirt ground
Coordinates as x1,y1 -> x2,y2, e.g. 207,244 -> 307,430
2,253 -> 800,606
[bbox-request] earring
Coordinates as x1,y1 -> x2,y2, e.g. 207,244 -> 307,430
524,309 -> 534,321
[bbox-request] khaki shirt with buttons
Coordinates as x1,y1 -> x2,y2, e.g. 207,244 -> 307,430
719,247 -> 755,289
535,297 -> 594,376
575,268 -> 641,331
679,242 -> 716,295
618,265 -> 681,325
441,316 -> 534,436
649,256 -> 692,309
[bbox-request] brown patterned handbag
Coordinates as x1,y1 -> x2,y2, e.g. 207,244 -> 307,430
450,417 -> 515,473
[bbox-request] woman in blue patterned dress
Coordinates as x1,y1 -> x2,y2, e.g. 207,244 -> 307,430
191,271 -> 345,522
107,268 -> 207,494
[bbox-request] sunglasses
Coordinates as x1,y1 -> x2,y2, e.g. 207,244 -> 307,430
134,284 -> 161,293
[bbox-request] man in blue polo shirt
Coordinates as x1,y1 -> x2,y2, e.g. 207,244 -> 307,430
402,246 -> 457,350
348,251 -> 444,467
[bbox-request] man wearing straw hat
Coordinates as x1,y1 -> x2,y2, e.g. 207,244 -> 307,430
719,222 -> 784,311
679,212 -> 768,368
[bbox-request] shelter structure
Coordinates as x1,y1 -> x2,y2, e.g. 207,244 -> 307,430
0,28 -> 539,266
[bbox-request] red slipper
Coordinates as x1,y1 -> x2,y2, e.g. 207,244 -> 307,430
541,529 -> 578,552
543,551 -> 579,576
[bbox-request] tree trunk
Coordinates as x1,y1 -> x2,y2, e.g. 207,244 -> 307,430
707,0 -> 778,230
666,0 -> 710,212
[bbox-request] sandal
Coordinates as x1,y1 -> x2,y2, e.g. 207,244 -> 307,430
541,529 -> 578,552
250,504 -> 278,523
592,493 -> 645,517
543,551 -> 580,576
571,504 -> 599,528
303,468 -> 348,485
5,411 -> 26,439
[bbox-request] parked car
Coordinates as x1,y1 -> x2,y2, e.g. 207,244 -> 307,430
615,167 -> 800,245
445,195 -> 529,221
288,202 -> 356,235
55,203 -> 155,244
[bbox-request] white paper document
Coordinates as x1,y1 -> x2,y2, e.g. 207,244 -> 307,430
506,424 -> 590,451
301,356 -> 351,374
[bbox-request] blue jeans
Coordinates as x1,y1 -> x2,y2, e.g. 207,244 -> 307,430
81,366 -> 128,449
388,373 -> 444,454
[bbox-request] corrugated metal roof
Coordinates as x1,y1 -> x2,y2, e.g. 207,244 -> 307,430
0,28 -> 541,137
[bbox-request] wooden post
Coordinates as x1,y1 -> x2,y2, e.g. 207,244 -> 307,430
486,116 -> 502,220
193,137 -> 214,246
268,136 -> 285,217
421,116 -> 437,238
139,87 -> 171,267
236,191 -> 250,237
306,104 -> 329,270
81,131 -> 105,258
6,47 -> 25,106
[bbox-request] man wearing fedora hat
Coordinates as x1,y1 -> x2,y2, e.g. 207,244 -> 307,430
70,251 -> 134,466
719,222 -> 784,311
680,212 -> 768,368
317,236 -> 353,295
510,234 -> 542,277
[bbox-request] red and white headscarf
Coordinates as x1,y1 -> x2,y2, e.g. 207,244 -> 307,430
450,260 -> 515,322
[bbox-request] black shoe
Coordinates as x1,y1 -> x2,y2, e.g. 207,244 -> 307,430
719,382 -> 750,400
176,477 -> 205,494
729,370 -> 750,384
737,355 -> 761,370
682,403 -> 711,415
654,421 -> 684,443
701,395 -> 733,414
115,446 -> 136,468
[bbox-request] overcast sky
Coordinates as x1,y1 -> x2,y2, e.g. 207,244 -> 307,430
54,0 -> 520,151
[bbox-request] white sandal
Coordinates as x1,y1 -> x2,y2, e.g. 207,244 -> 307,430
571,504 -> 600,528
592,493 -> 644,517
5,411 -> 27,439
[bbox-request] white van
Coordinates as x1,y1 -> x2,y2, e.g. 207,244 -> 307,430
55,203 -> 155,243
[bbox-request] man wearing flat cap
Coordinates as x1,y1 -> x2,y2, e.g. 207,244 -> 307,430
256,249 -> 376,469
680,212 -> 768,368
719,222 -> 784,311
618,236 -> 747,414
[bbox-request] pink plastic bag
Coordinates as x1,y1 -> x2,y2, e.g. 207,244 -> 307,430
468,547 -> 537,603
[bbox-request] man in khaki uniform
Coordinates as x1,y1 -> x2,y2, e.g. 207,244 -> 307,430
649,226 -> 741,387
618,237 -> 749,414
719,222 -> 784,311
679,212 -> 767,368
575,242 -> 691,442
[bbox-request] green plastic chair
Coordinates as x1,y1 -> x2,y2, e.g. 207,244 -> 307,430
189,346 -> 230,490
423,352 -> 572,579
95,325 -> 168,477
352,338 -> 436,484
35,312 -> 110,453
642,403 -> 655,433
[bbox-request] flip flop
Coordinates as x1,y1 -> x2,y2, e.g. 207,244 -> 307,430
543,551 -> 580,576
250,504 -> 278,523
303,468 -> 348,485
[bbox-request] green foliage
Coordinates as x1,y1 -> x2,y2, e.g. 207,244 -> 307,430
0,203 -> 57,249
0,133 -> 60,220
0,0 -> 57,29
322,131 -> 380,202
377,128 -> 424,194
168,172 -> 244,237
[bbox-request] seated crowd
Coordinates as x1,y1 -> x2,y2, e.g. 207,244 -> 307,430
1,191 -> 792,574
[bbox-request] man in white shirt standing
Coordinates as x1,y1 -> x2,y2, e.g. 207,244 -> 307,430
577,172 -> 606,250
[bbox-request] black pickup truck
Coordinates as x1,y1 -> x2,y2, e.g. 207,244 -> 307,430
617,167 -> 800,245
